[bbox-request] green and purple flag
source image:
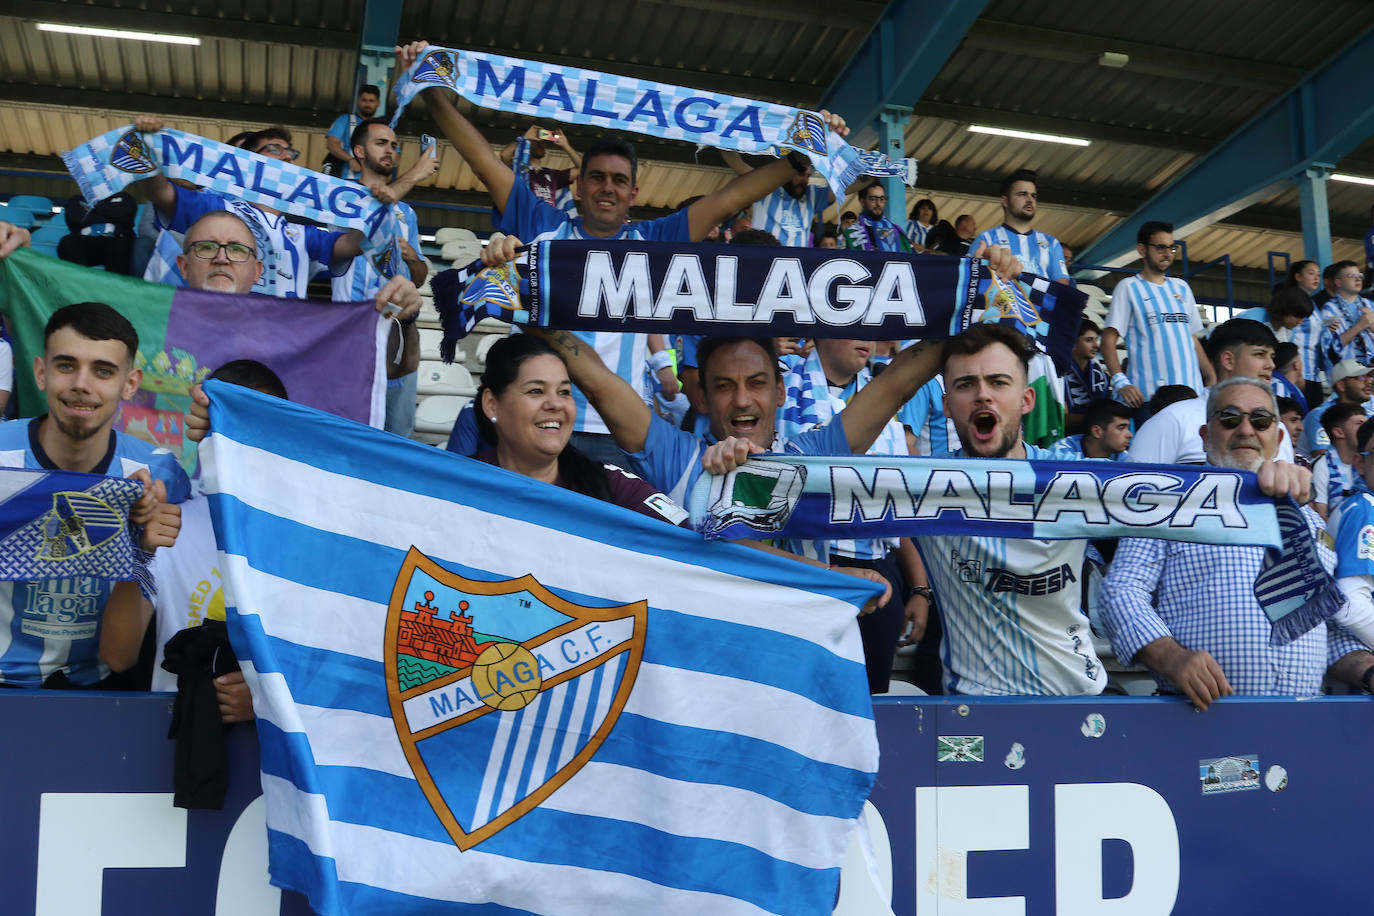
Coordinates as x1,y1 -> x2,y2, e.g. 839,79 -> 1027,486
0,249 -> 386,475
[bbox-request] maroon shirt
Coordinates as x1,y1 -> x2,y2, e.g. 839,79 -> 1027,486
474,450 -> 689,527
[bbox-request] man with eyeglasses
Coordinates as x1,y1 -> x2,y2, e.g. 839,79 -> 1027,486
840,181 -> 911,252
175,212 -> 263,295
1101,220 -> 1214,412
1103,376 -> 1374,708
1130,318 -> 1293,465
130,117 -> 369,301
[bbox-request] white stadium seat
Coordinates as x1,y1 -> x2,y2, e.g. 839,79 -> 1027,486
418,328 -> 445,362
441,239 -> 484,265
413,395 -> 470,437
434,227 -> 477,245
416,360 -> 477,397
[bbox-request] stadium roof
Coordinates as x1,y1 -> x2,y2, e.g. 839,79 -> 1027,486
4,0 -> 1374,285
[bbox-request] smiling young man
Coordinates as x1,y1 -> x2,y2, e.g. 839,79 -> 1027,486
0,302 -> 187,687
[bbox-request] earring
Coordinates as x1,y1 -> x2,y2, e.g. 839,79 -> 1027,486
489,416 -> 497,423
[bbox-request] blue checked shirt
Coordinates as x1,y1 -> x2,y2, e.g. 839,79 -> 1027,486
1100,506 -> 1364,697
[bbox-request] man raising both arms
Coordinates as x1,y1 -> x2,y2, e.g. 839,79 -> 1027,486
396,40 -> 846,465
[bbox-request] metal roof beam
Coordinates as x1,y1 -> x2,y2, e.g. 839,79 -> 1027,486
0,85 -> 337,131
820,0 -> 987,144
2,1 -> 356,52
963,20 -> 1302,91
1077,24 -> 1374,268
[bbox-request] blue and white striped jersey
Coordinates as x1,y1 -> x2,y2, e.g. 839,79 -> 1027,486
1292,297 -> 1340,382
0,420 -> 190,687
1104,274 -> 1204,400
914,443 -> 1106,696
898,374 -> 956,456
779,350 -> 907,560
332,199 -> 420,301
749,185 -> 829,248
497,180 -> 690,434
972,225 -> 1068,282
905,219 -> 932,248
1322,294 -> 1374,367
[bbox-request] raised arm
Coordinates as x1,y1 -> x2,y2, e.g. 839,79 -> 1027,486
396,42 -> 516,213
130,115 -> 178,220
839,340 -> 942,453
686,110 -> 847,242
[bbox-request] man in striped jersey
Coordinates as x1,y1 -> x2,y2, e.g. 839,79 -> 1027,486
331,118 -> 432,436
971,169 -> 1068,284
1100,221 -> 1214,411
917,324 -> 1106,695
721,150 -> 831,247
407,38 -> 845,465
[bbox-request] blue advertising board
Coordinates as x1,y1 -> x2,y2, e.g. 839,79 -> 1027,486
1,691 -> 1369,914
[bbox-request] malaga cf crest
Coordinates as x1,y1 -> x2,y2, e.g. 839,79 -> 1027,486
385,548 -> 645,849
784,111 -> 828,158
110,130 -> 158,174
412,49 -> 461,89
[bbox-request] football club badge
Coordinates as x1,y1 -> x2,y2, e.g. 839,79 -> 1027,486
459,262 -> 529,332
412,49 -> 461,90
109,130 -> 158,174
37,492 -> 124,561
370,238 -> 399,279
386,548 -> 646,849
784,111 -> 828,158
698,459 -> 806,537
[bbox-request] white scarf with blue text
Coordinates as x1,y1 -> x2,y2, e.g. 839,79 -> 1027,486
390,46 -> 916,197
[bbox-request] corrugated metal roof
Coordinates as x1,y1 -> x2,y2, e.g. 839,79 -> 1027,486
1,0 -> 1372,277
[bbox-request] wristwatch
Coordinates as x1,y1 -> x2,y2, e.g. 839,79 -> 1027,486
907,585 -> 934,602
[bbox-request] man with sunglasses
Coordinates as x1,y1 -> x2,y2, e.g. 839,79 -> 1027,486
1101,221 -> 1214,412
1102,377 -> 1374,708
1129,318 -> 1294,465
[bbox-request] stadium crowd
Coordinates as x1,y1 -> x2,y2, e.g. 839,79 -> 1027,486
0,34 -> 1373,726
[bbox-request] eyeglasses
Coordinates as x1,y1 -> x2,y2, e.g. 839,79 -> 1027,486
1339,272 -> 1364,281
1147,244 -> 1179,254
1210,407 -> 1277,431
866,195 -> 887,201
186,241 -> 255,262
255,142 -> 300,161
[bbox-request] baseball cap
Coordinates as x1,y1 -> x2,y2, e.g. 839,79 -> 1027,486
1331,358 -> 1373,385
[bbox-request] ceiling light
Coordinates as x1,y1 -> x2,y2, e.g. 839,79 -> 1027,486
1332,173 -> 1374,186
967,125 -> 1091,147
37,23 -> 201,46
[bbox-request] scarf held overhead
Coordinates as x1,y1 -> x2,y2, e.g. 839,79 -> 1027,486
61,125 -> 403,278
431,240 -> 1087,367
390,46 -> 916,197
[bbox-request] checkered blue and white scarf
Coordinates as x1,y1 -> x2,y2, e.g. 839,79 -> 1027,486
391,46 -> 916,197
61,126 -> 402,279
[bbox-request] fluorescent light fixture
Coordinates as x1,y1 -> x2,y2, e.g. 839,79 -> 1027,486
37,22 -> 201,45
967,125 -> 1091,147
1332,173 -> 1374,186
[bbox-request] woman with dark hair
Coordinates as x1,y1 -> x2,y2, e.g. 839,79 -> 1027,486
473,335 -> 688,525
1234,285 -> 1314,343
905,198 -> 937,248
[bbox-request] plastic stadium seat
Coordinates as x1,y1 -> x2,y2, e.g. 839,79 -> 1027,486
416,360 -> 477,397
413,394 -> 470,436
418,328 -> 444,362
5,195 -> 54,220
474,333 -> 502,367
441,239 -> 484,265
28,221 -> 67,258
0,204 -> 36,228
434,227 -> 477,245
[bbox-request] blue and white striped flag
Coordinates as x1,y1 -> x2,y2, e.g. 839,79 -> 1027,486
200,380 -> 881,916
